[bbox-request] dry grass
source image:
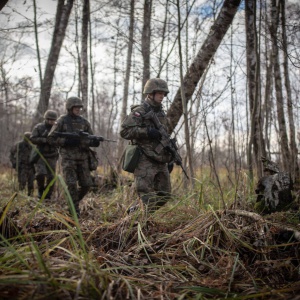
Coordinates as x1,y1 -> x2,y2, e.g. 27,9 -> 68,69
0,165 -> 299,299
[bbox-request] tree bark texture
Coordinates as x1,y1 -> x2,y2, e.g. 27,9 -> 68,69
245,0 -> 264,179
270,0 -> 290,171
81,0 -> 90,118
141,0 -> 152,100
280,0 -> 300,184
166,0 -> 242,133
32,0 -> 74,126
117,0 -> 135,172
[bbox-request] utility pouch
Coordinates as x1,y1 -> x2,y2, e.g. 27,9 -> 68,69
88,149 -> 98,171
29,147 -> 40,164
122,144 -> 141,173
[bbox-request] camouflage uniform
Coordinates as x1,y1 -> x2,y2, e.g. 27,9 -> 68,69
31,110 -> 59,199
47,97 -> 99,216
255,157 -> 293,214
120,78 -> 173,213
9,132 -> 35,196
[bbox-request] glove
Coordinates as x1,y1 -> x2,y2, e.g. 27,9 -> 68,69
89,139 -> 100,147
168,162 -> 174,173
64,139 -> 80,147
147,128 -> 162,140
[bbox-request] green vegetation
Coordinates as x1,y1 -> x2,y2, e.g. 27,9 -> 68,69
0,166 -> 299,299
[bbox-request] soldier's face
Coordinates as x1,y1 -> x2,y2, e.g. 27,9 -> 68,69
152,91 -> 166,105
72,106 -> 82,116
46,119 -> 56,126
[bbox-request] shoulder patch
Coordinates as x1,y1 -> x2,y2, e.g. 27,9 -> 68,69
134,112 -> 141,117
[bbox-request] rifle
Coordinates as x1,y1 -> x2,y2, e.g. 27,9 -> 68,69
53,130 -> 117,143
143,110 -> 189,179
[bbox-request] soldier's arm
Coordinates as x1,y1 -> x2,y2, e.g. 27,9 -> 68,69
120,110 -> 148,140
30,125 -> 47,145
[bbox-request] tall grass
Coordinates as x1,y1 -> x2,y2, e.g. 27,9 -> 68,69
0,165 -> 299,299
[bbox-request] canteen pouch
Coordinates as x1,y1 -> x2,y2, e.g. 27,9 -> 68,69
88,149 -> 98,171
122,144 -> 141,173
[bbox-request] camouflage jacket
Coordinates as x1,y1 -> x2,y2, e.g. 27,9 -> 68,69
120,98 -> 172,163
31,121 -> 58,158
10,140 -> 32,167
47,113 -> 93,161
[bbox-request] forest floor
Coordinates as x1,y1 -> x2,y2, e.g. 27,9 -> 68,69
0,165 -> 300,299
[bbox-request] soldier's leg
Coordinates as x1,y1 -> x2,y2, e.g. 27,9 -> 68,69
35,159 -> 47,198
134,155 -> 158,213
62,159 -> 79,216
27,166 -> 35,196
45,158 -> 57,199
153,164 -> 172,209
18,165 -> 26,191
77,159 -> 93,212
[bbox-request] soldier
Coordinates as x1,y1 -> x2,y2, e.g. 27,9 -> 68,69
120,78 -> 173,214
9,132 -> 35,196
47,97 -> 100,217
30,110 -> 59,199
255,157 -> 293,214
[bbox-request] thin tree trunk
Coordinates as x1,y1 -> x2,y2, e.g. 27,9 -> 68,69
33,0 -> 43,89
141,0 -> 152,101
177,0 -> 194,185
32,0 -> 74,126
166,0 -> 241,133
280,0 -> 299,184
89,6 -> 95,130
270,0 -> 290,171
117,0 -> 135,172
81,0 -> 89,118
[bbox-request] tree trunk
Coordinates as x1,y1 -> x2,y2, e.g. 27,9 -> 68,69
0,0 -> 9,11
177,0 -> 194,185
166,0 -> 241,133
33,0 -> 43,90
245,0 -> 264,179
32,0 -> 74,126
80,0 -> 89,118
141,0 -> 152,101
280,0 -> 300,185
117,0 -> 135,172
270,0 -> 290,171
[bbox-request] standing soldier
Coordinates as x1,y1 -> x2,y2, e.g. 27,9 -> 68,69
120,78 -> 173,214
9,132 -> 35,196
30,110 -> 59,199
47,97 -> 100,217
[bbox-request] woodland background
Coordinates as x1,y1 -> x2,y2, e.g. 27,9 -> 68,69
0,0 -> 300,186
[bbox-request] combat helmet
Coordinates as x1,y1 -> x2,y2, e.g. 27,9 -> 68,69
23,132 -> 31,140
261,156 -> 280,174
44,110 -> 58,120
66,97 -> 83,110
143,78 -> 169,95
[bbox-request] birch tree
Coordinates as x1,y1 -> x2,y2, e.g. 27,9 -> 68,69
141,0 -> 152,100
280,0 -> 299,184
32,0 -> 74,126
166,0 -> 242,133
80,0 -> 89,118
270,0 -> 290,171
117,0 -> 135,171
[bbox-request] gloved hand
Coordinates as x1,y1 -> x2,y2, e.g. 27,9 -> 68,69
89,139 -> 100,147
147,128 -> 162,140
168,162 -> 174,173
64,139 -> 80,147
